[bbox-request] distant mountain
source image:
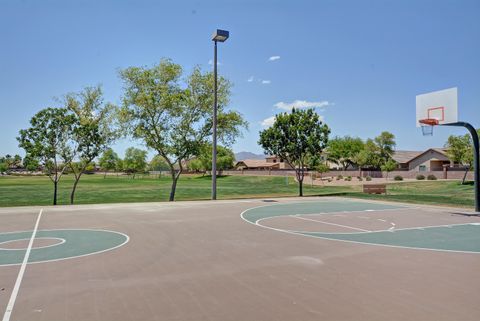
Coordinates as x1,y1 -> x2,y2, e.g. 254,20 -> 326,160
234,151 -> 265,161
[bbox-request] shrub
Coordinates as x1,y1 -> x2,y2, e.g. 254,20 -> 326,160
394,175 -> 403,181
416,174 -> 425,180
357,176 -> 363,181
336,175 -> 343,180
427,174 -> 437,180
344,176 -> 352,181
365,176 -> 372,181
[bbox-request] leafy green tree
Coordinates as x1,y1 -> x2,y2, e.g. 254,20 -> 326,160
315,163 -> 330,183
99,148 -> 120,178
1,154 -> 22,169
327,136 -> 364,170
17,108 -> 77,205
149,155 -> 171,172
65,86 -> 117,204
12,155 -> 22,168
354,132 -> 396,170
445,132 -> 479,184
380,158 -> 397,180
445,134 -> 470,164
374,131 -> 396,161
258,108 -> 330,196
0,162 -> 7,173
123,147 -> 147,179
116,158 -> 124,174
187,158 -> 203,173
23,154 -> 40,171
2,154 -> 12,168
119,59 -> 247,201
354,139 -> 383,169
191,144 -> 235,172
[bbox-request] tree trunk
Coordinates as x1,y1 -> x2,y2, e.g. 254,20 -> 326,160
53,180 -> 58,205
462,166 -> 470,185
70,174 -> 81,204
169,170 -> 181,202
296,168 -> 304,197
104,170 -> 107,179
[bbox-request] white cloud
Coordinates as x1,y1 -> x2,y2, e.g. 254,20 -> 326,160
274,100 -> 330,110
261,116 -> 276,127
268,56 -> 281,61
261,80 -> 271,84
247,76 -> 254,82
208,59 -> 222,66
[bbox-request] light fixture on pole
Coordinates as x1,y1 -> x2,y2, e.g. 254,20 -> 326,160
211,29 -> 229,200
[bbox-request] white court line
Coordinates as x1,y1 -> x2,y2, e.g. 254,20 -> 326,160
292,215 -> 371,232
0,237 -> 65,251
289,207 -> 418,217
240,204 -> 480,254
2,208 -> 43,321
0,229 -> 129,267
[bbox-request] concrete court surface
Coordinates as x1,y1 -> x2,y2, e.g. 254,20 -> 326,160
1,197 -> 480,321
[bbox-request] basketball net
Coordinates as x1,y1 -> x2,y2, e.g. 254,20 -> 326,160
419,118 -> 439,136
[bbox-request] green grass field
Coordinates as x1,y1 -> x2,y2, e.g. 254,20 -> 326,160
0,174 -> 474,209
0,174 -> 352,207
345,180 -> 475,208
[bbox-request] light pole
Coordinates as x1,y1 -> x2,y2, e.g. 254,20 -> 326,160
211,29 -> 229,200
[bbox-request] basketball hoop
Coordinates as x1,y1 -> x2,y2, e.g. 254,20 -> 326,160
419,118 -> 439,136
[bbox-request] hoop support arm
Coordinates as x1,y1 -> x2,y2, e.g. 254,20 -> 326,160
442,122 -> 480,212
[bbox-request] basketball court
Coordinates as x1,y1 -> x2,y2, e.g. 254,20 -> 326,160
1,197 -> 480,321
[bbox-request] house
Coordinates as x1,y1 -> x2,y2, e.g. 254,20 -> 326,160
234,159 -> 279,170
393,148 -> 455,171
235,155 -> 293,170
264,155 -> 293,169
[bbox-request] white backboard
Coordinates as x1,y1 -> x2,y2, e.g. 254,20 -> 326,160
416,87 -> 458,127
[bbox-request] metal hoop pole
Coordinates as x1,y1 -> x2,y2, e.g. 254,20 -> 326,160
442,122 -> 479,212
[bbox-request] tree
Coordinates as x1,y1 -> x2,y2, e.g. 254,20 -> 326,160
445,133 -> 476,184
18,108 -> 77,205
327,136 -> 364,170
187,158 -> 203,173
316,163 -> 330,184
190,144 -> 235,173
380,158 -> 397,180
123,147 -> 147,179
354,132 -> 396,170
119,59 -> 247,201
374,131 -> 396,162
354,139 -> 383,170
1,154 -> 22,169
258,108 -> 330,196
149,155 -> 171,172
65,86 -> 117,204
99,148 -> 120,178
0,162 -> 7,173
23,154 -> 40,171
116,158 -> 124,174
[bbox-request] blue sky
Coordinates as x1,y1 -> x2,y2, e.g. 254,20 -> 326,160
1,0 -> 479,158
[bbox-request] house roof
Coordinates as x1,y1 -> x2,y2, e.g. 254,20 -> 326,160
392,148 -> 449,164
392,151 -> 423,163
235,159 -> 276,168
407,148 -> 449,163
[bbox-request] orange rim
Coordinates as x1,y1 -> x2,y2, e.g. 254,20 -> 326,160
419,118 -> 439,126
